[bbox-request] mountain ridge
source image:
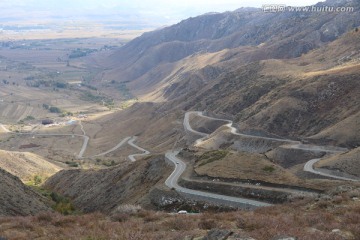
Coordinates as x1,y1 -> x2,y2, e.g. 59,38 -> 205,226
102,0 -> 360,84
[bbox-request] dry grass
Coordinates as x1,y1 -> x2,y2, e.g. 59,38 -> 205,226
315,147 -> 360,178
0,196 -> 359,240
0,150 -> 61,182
195,151 -> 299,185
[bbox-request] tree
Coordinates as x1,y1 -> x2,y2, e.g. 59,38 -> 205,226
33,175 -> 42,185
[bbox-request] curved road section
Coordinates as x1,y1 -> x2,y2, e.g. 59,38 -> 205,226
165,151 -> 272,208
1,122 -> 151,162
32,133 -> 89,159
304,159 -> 358,182
91,137 -> 132,158
0,123 -> 89,159
185,111 -> 300,145
128,136 -> 151,162
185,111 -> 358,182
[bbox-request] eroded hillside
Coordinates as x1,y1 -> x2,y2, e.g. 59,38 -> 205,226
0,168 -> 51,216
44,156 -> 171,213
90,0 -> 360,149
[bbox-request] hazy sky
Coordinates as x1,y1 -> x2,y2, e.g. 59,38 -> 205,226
1,0 -> 324,24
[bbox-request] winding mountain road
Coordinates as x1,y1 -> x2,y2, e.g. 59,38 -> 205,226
185,111 -> 357,182
32,133 -> 89,159
165,151 -> 272,208
0,122 -> 89,158
163,111 -> 358,208
187,111 -> 300,144
304,158 -> 358,182
127,136 -> 150,162
91,137 -> 132,158
0,121 -> 151,162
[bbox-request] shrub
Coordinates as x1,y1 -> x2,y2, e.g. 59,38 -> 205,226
198,219 -> 217,230
36,212 -> 54,222
24,115 -> 35,121
42,103 -> 50,110
198,150 -> 228,166
263,166 -> 275,173
33,175 -> 42,185
65,161 -> 79,167
49,106 -> 62,113
55,82 -> 67,89
110,213 -> 130,222
164,217 -> 193,231
113,204 -> 142,215
50,192 -> 75,215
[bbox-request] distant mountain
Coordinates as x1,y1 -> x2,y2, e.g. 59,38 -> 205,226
99,0 -> 360,147
104,0 -> 359,79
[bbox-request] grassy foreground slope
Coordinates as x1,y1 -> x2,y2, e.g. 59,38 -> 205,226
0,189 -> 359,239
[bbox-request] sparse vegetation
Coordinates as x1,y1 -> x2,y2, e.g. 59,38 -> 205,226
120,99 -> 138,109
81,83 -> 97,91
262,165 -> 275,173
33,175 -> 42,186
65,161 -> 79,168
26,184 -> 76,216
50,192 -> 76,215
117,82 -> 133,100
49,106 -> 62,113
0,195 -> 359,239
55,82 -> 68,89
103,160 -> 116,167
69,48 -> 97,59
23,115 -> 35,121
1,7 -> 360,240
60,111 -> 73,117
197,150 -> 228,167
80,91 -> 115,109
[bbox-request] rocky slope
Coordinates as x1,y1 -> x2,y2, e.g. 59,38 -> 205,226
1,187 -> 360,239
42,0 -> 360,217
94,0 -> 360,148
102,0 -> 360,84
0,168 -> 51,216
44,156 -> 171,213
316,147 -> 360,177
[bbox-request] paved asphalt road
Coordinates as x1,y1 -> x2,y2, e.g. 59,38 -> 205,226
304,158 -> 358,182
1,122 -> 89,159
91,136 -> 132,158
185,111 -> 358,182
0,122 -> 151,161
128,136 -> 150,162
186,111 -> 299,144
165,150 -> 272,208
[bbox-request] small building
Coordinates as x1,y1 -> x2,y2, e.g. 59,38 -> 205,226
41,119 -> 54,125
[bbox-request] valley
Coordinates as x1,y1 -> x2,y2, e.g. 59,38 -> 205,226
0,0 -> 360,239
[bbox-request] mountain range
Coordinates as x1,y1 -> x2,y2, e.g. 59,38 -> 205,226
0,1 -> 359,238
94,0 -> 360,148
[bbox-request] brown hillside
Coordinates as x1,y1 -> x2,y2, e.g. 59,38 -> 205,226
0,168 -> 51,216
44,156 -> 171,213
0,150 -> 62,182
